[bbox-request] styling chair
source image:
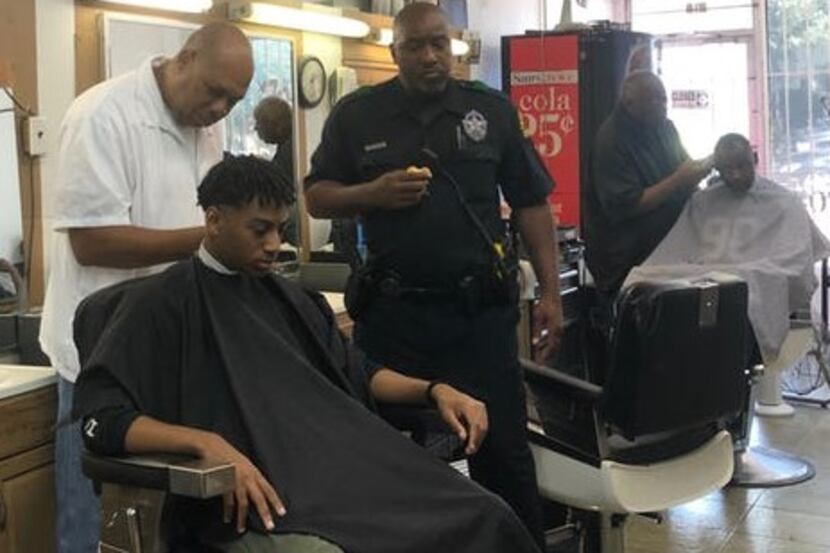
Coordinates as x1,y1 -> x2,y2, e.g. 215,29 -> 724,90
71,278 -> 235,553
729,309 -> 817,487
522,274 -> 750,553
755,311 -> 815,418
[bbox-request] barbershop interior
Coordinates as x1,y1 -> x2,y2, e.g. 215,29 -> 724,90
6,0 -> 830,552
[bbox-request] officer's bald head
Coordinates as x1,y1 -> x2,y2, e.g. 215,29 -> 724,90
393,2 -> 448,38
620,71 -> 667,126
160,22 -> 253,127
391,3 -> 452,97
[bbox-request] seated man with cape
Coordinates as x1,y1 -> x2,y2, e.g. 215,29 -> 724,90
627,133 -> 830,363
72,155 -> 540,553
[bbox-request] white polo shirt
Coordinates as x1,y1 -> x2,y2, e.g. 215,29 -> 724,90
40,57 -> 224,382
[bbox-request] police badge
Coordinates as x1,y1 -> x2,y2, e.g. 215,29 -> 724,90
462,109 -> 487,142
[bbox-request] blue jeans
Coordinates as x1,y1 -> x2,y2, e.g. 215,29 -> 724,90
56,376 -> 100,552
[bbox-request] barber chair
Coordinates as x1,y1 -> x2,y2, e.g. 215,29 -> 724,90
82,453 -> 235,553
755,312 -> 815,418
69,279 -> 235,553
523,275 -> 749,553
730,310 -> 816,487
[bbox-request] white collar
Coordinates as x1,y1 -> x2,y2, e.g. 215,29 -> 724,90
139,57 -> 194,142
198,243 -> 237,275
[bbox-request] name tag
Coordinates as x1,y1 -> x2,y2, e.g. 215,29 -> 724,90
363,141 -> 387,152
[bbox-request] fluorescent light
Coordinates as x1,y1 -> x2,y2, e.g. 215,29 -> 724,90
229,1 -> 370,38
368,27 -> 470,56
101,0 -> 212,12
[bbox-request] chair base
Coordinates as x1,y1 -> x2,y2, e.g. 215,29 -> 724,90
754,401 -> 796,418
730,446 -> 815,488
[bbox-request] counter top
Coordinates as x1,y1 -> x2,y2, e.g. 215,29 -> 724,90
0,364 -> 57,401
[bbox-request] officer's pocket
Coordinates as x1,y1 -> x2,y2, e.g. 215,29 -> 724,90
452,144 -> 501,202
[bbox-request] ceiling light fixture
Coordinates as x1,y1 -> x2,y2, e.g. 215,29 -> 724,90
367,27 -> 469,56
100,0 -> 212,13
228,1 -> 370,38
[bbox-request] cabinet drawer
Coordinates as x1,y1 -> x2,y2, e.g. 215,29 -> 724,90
0,445 -> 55,553
0,386 -> 57,460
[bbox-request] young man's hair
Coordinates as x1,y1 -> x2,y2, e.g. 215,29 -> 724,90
198,154 -> 295,210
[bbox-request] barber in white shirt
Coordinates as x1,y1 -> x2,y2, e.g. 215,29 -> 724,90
39,22 -> 253,553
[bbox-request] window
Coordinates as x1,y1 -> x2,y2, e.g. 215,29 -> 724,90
767,0 -> 830,228
632,0 -> 754,34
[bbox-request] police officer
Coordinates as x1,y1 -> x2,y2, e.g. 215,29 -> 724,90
305,3 -> 562,546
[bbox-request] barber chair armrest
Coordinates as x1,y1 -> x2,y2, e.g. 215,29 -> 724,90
520,358 -> 603,403
82,451 -> 235,499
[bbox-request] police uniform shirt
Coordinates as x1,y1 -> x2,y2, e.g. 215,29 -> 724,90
583,106 -> 691,293
306,78 -> 553,286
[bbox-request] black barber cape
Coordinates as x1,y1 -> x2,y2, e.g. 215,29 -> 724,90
73,258 -> 539,553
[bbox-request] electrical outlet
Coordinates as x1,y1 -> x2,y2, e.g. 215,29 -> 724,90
23,116 -> 47,156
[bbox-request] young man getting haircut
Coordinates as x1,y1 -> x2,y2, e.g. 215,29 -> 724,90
74,155 -> 541,553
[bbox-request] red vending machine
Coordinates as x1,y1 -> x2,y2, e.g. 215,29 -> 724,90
502,27 -> 652,231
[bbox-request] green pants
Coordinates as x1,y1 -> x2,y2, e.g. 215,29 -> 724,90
204,532 -> 344,553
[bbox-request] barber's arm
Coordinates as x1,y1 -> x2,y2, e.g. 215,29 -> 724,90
69,226 -> 204,268
515,203 -> 564,361
57,114 -> 204,269
369,368 -> 488,455
636,157 -> 713,214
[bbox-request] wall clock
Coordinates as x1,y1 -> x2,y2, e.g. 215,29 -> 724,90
299,56 -> 326,109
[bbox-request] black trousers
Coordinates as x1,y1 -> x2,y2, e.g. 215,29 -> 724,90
357,300 -> 545,548
466,365 -> 544,547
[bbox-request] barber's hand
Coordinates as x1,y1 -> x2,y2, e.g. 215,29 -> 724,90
368,169 -> 430,210
430,384 -> 489,455
533,294 -> 564,363
200,433 -> 286,534
675,156 -> 714,189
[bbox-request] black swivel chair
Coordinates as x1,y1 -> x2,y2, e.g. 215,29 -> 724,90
522,274 -> 751,553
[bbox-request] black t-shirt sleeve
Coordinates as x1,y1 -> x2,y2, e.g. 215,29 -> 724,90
497,104 -> 554,209
305,105 -> 358,189
78,371 -> 141,456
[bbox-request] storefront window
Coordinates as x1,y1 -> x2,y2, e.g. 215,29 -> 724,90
767,0 -> 830,230
632,0 -> 753,34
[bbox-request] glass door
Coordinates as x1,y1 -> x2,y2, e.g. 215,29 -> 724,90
656,35 -> 756,160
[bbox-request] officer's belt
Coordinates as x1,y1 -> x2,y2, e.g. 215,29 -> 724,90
374,275 -> 456,301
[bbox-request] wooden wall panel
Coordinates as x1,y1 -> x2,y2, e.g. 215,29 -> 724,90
0,0 -> 43,306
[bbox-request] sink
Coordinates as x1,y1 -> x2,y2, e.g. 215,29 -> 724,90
0,364 -> 57,401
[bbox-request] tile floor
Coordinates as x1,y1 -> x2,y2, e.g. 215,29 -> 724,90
626,403 -> 830,552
